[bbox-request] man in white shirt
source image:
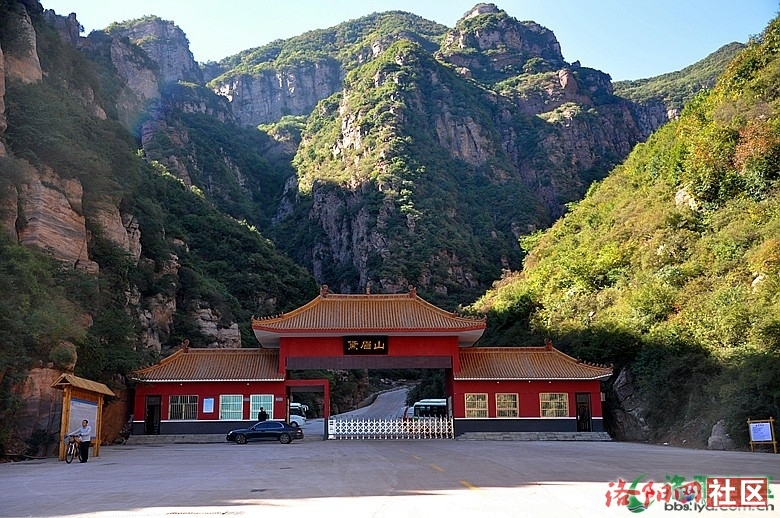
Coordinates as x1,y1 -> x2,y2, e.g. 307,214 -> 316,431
68,420 -> 92,463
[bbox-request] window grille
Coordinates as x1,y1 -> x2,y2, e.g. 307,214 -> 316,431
220,394 -> 243,420
250,394 -> 274,419
540,393 -> 569,417
169,395 -> 197,420
465,393 -> 488,418
496,393 -> 519,417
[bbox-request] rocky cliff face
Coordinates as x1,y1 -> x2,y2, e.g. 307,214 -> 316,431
0,4 -> 242,353
503,71 -> 651,216
108,17 -> 202,86
0,42 -> 6,156
195,308 -> 241,348
609,367 -> 651,441
439,3 -> 565,82
13,165 -> 98,272
281,11 -> 668,296
43,9 -> 83,48
1,163 -> 146,275
107,37 -> 161,124
1,4 -> 43,84
7,367 -> 63,457
93,203 -> 142,261
213,61 -> 344,125
0,1 -> 38,157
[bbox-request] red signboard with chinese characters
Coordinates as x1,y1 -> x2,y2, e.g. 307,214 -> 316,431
344,336 -> 388,355
706,477 -> 769,508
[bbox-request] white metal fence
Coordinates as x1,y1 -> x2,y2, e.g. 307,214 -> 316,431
327,417 -> 454,440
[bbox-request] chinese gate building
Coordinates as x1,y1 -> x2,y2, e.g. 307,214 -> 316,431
132,286 -> 612,437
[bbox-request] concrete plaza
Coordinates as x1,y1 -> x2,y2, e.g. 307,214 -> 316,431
0,437 -> 777,518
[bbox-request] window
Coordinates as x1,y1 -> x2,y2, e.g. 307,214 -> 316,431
540,393 -> 569,417
169,395 -> 197,420
496,393 -> 519,417
220,395 -> 243,420
250,394 -> 274,420
465,393 -> 488,418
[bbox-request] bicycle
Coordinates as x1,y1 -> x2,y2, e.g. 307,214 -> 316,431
64,434 -> 82,464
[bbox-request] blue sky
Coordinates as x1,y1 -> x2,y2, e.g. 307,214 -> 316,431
41,0 -> 778,81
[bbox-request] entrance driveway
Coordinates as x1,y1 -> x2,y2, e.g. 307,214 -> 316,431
0,440 -> 776,517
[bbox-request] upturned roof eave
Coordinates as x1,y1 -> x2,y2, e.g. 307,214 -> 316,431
250,291 -> 487,331
251,325 -> 486,334
453,374 -> 612,381
131,377 -> 285,383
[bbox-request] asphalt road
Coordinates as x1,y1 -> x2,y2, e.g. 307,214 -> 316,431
1,438 -> 777,518
300,387 -> 410,438
334,387 -> 410,418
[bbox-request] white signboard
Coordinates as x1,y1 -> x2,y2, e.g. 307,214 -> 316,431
203,398 -> 214,413
68,398 -> 98,439
749,421 -> 773,442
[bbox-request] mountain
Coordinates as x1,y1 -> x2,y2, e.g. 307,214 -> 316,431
470,18 -> 780,445
0,0 -> 747,454
0,0 -> 319,455
614,42 -> 746,117
162,4 -> 675,306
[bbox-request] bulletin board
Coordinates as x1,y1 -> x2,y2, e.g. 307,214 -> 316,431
68,398 -> 98,439
747,417 -> 777,453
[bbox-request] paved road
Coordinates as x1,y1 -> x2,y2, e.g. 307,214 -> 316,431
334,387 -> 409,419
1,439 -> 777,518
302,387 -> 410,438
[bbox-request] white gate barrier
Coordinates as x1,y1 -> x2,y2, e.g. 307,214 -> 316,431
327,417 -> 454,440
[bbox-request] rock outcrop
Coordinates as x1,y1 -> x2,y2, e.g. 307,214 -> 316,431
138,293 -> 177,352
108,36 -> 161,122
439,3 -> 565,82
0,42 -> 6,156
1,4 -> 43,84
8,367 -> 63,457
213,61 -> 344,125
14,166 -> 98,273
707,419 -> 736,450
195,308 -> 242,348
108,17 -> 202,86
610,367 -> 651,441
93,203 -> 142,261
42,9 -> 83,48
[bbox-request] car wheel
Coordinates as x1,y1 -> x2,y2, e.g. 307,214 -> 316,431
235,434 -> 247,445
279,433 -> 292,444
290,421 -> 300,428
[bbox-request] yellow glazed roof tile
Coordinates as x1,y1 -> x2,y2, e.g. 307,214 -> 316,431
132,348 -> 282,382
456,345 -> 613,380
252,286 -> 486,348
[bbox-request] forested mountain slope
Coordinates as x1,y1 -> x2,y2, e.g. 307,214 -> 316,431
470,17 -> 780,444
0,0 -> 752,454
0,0 -> 317,455
196,4 -> 672,306
614,42 -> 746,115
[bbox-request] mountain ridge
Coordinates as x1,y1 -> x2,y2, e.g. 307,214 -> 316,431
0,0 -> 760,453
470,17 -> 780,445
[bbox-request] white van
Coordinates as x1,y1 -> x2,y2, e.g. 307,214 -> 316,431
290,402 -> 308,421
